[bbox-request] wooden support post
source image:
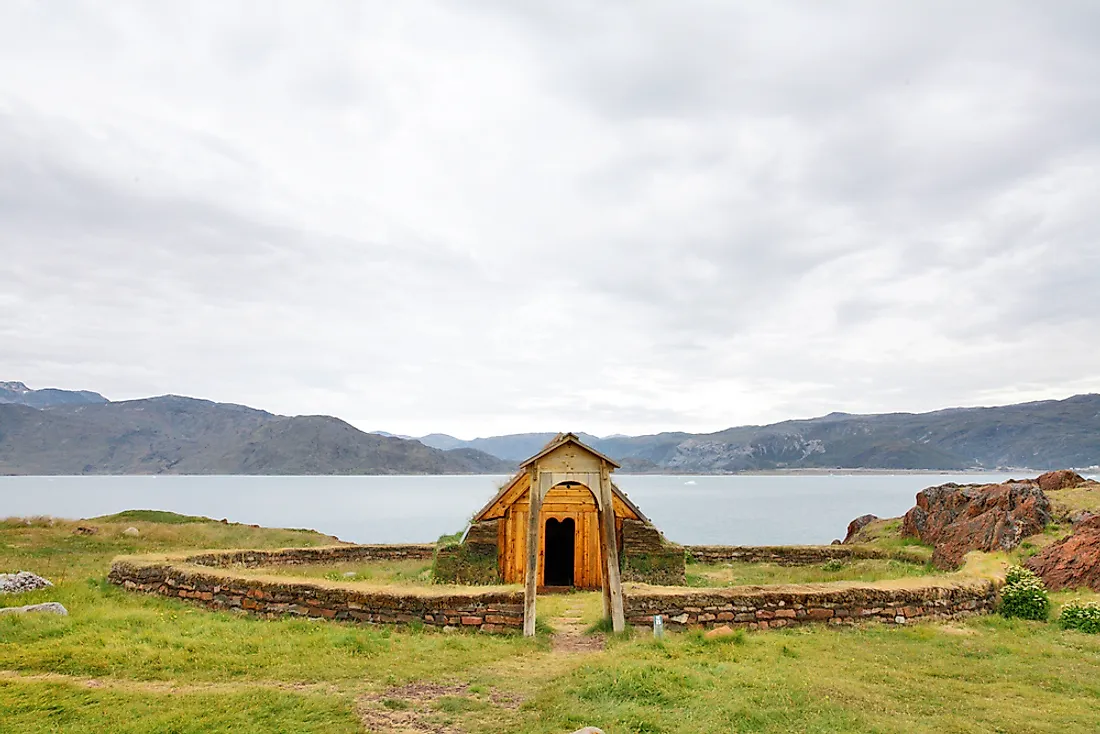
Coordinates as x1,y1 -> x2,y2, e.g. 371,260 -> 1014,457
598,467 -> 626,633
522,469 -> 542,637
597,504 -> 612,619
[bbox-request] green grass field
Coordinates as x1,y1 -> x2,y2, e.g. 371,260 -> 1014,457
3,512 -> 1100,733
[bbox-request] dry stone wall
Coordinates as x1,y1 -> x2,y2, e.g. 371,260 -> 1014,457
685,544 -> 918,566
621,519 -> 685,585
187,544 -> 436,568
109,554 -> 523,633
625,579 -> 996,631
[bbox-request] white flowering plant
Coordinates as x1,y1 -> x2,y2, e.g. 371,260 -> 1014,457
999,565 -> 1050,621
1058,601 -> 1100,634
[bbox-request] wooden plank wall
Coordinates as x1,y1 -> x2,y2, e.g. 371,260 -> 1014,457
500,485 -> 609,588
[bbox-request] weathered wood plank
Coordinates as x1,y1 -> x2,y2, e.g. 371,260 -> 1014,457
523,470 -> 542,637
597,504 -> 613,617
599,470 -> 626,632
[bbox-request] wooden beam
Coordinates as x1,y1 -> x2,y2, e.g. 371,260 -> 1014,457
597,504 -> 612,618
522,469 -> 543,637
598,465 -> 626,633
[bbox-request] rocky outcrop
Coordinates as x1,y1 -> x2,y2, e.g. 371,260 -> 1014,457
1025,515 -> 1100,591
902,481 -> 1053,569
843,514 -> 879,544
1036,470 -> 1086,493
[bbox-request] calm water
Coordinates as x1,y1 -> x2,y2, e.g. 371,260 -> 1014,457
0,472 -> 1053,545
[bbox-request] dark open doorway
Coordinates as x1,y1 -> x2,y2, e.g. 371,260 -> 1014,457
544,517 -> 575,586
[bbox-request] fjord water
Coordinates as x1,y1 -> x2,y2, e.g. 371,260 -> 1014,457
0,473 -> 1033,545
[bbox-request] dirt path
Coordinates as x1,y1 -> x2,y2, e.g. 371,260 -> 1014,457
0,669 -> 342,695
548,603 -> 604,654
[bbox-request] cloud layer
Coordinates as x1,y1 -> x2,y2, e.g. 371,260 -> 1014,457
2,1 -> 1099,437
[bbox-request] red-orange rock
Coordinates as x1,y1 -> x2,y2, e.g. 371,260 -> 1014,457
1036,470 -> 1086,493
1025,515 -> 1100,591
901,480 -> 1052,569
843,514 -> 879,544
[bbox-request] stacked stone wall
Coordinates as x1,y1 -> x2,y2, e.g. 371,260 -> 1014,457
432,544 -> 501,585
625,579 -> 997,631
621,519 -> 686,585
108,558 -> 523,632
433,520 -> 501,584
187,544 -> 436,569
685,544 -> 921,566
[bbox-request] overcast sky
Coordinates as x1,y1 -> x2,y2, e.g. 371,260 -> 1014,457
2,2 -> 1099,439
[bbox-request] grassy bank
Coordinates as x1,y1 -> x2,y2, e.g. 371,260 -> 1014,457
3,513 -> 1100,733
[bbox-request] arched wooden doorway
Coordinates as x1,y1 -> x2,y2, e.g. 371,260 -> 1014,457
534,481 -> 604,589
543,517 -> 575,586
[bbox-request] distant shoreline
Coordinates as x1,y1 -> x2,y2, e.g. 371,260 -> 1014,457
3,468 -> 1096,479
619,467 -> 1047,477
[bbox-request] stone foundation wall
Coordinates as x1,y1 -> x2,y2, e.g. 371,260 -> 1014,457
685,544 -> 920,566
187,544 -> 437,569
625,579 -> 997,631
621,519 -> 686,585
432,544 -> 501,585
464,519 -> 499,547
432,520 -> 501,584
108,559 -> 523,633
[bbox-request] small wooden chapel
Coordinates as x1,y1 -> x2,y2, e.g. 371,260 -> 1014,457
438,433 -> 684,635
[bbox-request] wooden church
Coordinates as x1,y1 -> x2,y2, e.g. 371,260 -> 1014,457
435,433 -> 684,634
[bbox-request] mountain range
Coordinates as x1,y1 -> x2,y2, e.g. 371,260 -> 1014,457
417,394 -> 1100,472
0,381 -> 108,408
2,380 -> 1098,474
0,384 -> 509,475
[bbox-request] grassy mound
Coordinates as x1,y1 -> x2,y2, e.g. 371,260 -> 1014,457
93,510 -> 211,525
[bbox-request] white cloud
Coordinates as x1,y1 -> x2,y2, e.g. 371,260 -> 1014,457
1,1 -> 1098,438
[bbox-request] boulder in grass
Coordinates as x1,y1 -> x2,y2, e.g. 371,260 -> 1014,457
0,602 -> 68,616
0,571 -> 54,594
123,527 -> 140,537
